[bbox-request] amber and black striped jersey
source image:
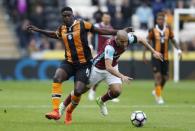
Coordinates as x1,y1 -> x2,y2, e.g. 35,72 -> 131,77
56,20 -> 94,64
148,25 -> 174,61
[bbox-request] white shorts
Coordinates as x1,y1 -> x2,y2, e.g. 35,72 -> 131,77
88,65 -> 122,87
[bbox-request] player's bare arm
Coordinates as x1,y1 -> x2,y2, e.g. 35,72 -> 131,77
26,25 -> 59,39
170,38 -> 182,56
137,36 -> 163,62
92,27 -> 134,36
93,27 -> 118,35
105,59 -> 132,83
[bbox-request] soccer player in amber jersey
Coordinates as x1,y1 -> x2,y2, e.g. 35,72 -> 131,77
143,12 -> 182,104
26,7 -> 123,124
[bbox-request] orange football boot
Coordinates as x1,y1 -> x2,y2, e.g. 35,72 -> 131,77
64,111 -> 72,125
45,109 -> 60,120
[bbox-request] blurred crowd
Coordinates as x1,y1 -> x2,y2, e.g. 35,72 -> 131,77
2,0 -> 195,57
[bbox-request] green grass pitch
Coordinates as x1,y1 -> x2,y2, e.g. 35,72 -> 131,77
0,80 -> 195,131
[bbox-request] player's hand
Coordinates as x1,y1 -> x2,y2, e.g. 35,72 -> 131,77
178,49 -> 182,59
153,51 -> 163,62
26,25 -> 39,32
121,75 -> 133,83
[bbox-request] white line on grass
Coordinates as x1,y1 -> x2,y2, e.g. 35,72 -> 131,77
0,105 -> 195,109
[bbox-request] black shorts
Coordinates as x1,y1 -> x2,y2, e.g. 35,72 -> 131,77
59,60 -> 92,84
152,58 -> 169,76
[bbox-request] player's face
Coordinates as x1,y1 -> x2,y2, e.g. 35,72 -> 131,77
116,37 -> 129,48
62,11 -> 74,27
102,14 -> 111,25
156,16 -> 165,27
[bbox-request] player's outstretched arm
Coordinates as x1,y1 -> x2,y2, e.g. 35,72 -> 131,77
170,38 -> 182,57
142,46 -> 148,64
26,25 -> 59,39
137,36 -> 163,62
93,27 -> 118,35
93,27 -> 134,36
105,59 -> 133,83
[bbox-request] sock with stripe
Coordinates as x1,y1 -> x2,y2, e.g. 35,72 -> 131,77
52,83 -> 62,110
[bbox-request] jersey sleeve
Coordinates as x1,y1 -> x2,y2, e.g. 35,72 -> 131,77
104,45 -> 115,60
128,33 -> 138,44
83,21 -> 94,32
55,25 -> 62,38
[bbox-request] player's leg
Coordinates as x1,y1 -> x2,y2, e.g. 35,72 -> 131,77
65,64 -> 92,124
101,83 -> 122,102
45,61 -> 73,120
96,70 -> 122,116
152,59 -> 164,104
161,61 -> 169,90
153,72 -> 163,98
45,68 -> 68,120
96,83 -> 122,116
88,66 -> 106,100
88,82 -> 100,101
59,90 -> 73,117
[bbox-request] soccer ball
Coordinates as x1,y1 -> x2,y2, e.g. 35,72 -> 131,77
130,111 -> 147,127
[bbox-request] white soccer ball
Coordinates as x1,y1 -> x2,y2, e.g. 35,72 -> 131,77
130,111 -> 147,127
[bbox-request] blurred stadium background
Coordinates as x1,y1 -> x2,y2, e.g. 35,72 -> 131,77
0,0 -> 195,81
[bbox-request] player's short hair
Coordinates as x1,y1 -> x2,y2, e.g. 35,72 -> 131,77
61,7 -> 73,13
157,12 -> 165,18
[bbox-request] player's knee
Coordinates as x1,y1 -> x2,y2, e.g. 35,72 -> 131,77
53,76 -> 63,83
111,89 -> 121,98
74,87 -> 86,96
73,89 -> 82,96
155,75 -> 162,84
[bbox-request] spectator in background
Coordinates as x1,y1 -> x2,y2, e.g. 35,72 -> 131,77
93,5 -> 103,23
136,1 -> 153,30
17,0 -> 27,15
58,0 -> 67,9
176,0 -> 188,30
29,4 -> 46,52
106,0 -> 116,25
190,0 -> 195,17
30,4 -> 45,28
176,0 -> 186,8
164,9 -> 173,28
16,19 -> 31,56
74,11 -> 83,20
121,0 -> 132,26
113,11 -> 124,29
188,37 -> 195,51
91,0 -> 99,6
54,41 -> 63,50
152,0 -> 165,18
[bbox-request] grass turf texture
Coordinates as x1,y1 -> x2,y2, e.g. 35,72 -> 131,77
0,80 -> 195,131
